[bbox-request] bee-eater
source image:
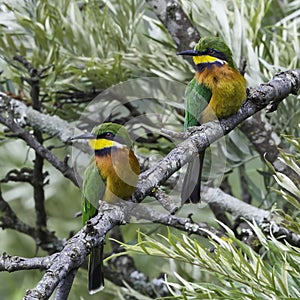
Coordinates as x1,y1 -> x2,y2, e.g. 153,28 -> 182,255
72,122 -> 140,294
178,36 -> 247,203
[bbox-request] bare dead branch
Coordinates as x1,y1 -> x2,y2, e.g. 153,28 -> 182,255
0,252 -> 58,272
0,111 -> 78,186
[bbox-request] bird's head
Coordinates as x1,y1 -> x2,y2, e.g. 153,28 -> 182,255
72,122 -> 132,151
177,36 -> 236,69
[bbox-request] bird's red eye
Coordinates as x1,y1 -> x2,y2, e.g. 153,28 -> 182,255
105,132 -> 114,138
208,48 -> 215,55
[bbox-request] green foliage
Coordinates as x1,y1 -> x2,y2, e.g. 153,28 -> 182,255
268,136 -> 300,234
0,0 -> 190,113
180,0 -> 300,82
119,136 -> 300,300
0,1 -> 300,299
121,224 -> 300,299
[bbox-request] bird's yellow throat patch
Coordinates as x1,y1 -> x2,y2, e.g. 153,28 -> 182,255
89,138 -> 116,150
193,55 -> 226,65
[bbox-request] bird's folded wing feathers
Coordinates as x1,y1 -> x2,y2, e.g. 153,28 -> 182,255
82,160 -> 106,225
184,78 -> 212,129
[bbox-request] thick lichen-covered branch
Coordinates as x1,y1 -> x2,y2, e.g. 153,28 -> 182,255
20,202 -> 170,300
15,189 -> 300,299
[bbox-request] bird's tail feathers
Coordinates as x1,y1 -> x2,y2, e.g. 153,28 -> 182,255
181,152 -> 205,204
88,244 -> 104,294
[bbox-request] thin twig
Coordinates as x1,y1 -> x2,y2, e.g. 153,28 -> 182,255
0,113 -> 78,186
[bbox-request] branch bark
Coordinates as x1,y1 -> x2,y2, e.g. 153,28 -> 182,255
1,70 -> 299,233
145,0 -> 300,187
0,252 -> 58,272
146,0 -> 200,51
0,96 -> 77,186
13,183 -> 300,299
15,55 -> 49,237
0,2 -> 298,298
0,189 -> 64,252
1,68 -> 300,299
0,92 -> 74,142
134,70 -> 300,199
21,202 -> 128,300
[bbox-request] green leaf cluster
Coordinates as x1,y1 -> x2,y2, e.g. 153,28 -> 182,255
119,136 -> 300,300
0,0 -> 190,114
121,223 -> 300,300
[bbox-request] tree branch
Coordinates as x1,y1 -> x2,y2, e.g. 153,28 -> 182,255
150,187 -> 179,214
0,189 -> 65,252
134,69 -> 300,200
21,202 -> 124,300
17,181 -> 300,299
146,0 -> 300,186
20,55 -> 48,235
0,167 -> 33,184
0,252 -> 58,272
203,187 -> 269,223
0,100 -> 78,186
0,92 -> 74,142
1,189 -> 298,283
146,0 -> 200,51
1,66 -> 300,299
1,70 -> 299,238
19,199 -> 224,299
54,269 -> 77,300
240,112 -> 300,184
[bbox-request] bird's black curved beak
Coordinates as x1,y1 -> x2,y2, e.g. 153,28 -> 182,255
71,132 -> 96,140
177,49 -> 201,56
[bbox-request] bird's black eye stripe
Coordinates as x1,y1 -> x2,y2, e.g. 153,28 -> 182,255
96,132 -> 126,145
208,48 -> 215,55
96,132 -> 115,140
205,48 -> 228,62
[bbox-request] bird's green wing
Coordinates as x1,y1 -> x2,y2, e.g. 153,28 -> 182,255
182,78 -> 212,203
81,159 -> 106,293
81,160 -> 105,225
184,77 -> 212,129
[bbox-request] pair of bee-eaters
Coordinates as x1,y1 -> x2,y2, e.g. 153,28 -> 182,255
73,36 -> 247,293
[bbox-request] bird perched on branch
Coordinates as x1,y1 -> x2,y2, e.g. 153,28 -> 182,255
72,122 -> 140,294
178,36 -> 247,203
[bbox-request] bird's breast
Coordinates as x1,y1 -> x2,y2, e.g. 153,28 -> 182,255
195,64 -> 247,122
94,147 -> 140,203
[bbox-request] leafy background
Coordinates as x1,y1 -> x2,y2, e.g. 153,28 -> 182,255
0,0 -> 299,299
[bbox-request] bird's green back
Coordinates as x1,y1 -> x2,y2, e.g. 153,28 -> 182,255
81,159 -> 105,225
184,77 -> 212,130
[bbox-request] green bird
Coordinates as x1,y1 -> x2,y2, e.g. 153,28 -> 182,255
73,122 -> 140,294
178,36 -> 247,203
